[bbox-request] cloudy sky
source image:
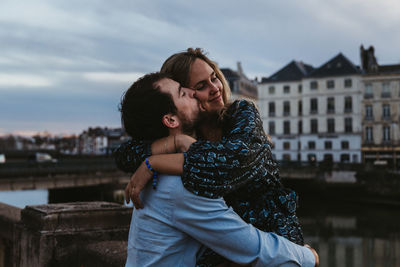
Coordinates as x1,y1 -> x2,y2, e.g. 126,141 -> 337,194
1,0 -> 399,136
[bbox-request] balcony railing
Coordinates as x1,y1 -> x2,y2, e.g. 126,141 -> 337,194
364,93 -> 373,99
364,116 -> 374,121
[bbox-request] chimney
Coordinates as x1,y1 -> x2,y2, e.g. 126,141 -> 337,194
237,62 -> 243,76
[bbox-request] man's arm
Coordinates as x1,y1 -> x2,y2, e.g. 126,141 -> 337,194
172,181 -> 316,267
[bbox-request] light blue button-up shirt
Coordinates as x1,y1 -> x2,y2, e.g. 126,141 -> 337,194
126,174 -> 315,267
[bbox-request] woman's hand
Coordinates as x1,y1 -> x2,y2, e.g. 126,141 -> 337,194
175,134 -> 197,152
125,160 -> 153,209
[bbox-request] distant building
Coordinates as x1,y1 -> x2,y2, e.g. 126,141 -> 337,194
221,62 -> 258,100
302,54 -> 362,164
79,127 -> 127,155
106,128 -> 130,155
259,60 -> 314,162
259,54 -> 363,163
360,45 -> 400,168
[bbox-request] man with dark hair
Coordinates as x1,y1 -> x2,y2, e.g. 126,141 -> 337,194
120,72 -> 198,140
120,73 -> 317,267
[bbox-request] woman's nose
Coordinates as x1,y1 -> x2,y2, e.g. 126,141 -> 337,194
209,82 -> 219,94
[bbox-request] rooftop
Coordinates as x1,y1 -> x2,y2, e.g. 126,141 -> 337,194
261,60 -> 314,83
307,53 -> 361,78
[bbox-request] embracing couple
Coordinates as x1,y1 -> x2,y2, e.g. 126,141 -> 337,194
115,48 -> 319,267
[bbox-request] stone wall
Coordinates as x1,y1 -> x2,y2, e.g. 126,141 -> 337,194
0,202 -> 132,267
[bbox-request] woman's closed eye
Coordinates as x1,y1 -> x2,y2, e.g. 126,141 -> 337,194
195,83 -> 206,91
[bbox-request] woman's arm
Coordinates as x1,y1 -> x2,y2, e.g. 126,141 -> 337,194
114,139 -> 152,173
114,135 -> 195,173
182,100 -> 278,198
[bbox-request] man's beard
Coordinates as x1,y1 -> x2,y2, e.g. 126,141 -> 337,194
193,109 -> 224,139
177,111 -> 196,136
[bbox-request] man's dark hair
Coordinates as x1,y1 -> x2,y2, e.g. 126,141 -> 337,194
120,72 -> 177,140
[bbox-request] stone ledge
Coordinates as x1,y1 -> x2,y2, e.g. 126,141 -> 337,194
13,201 -> 132,267
21,201 -> 132,232
0,203 -> 21,241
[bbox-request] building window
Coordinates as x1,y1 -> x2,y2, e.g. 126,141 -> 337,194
310,81 -> 318,90
345,117 -> 353,133
298,120 -> 303,134
344,79 -> 352,88
311,119 -> 318,134
325,141 -> 332,149
298,84 -> 302,93
230,81 -> 237,92
284,121 -> 290,135
383,126 -> 390,142
284,85 -> 290,94
307,154 -> 316,163
327,97 -> 335,114
268,86 -> 275,94
298,100 -> 302,116
364,83 -> 373,99
310,98 -> 318,114
268,121 -> 275,135
283,101 -> 290,116
382,104 -> 390,120
269,102 -> 275,117
344,96 -> 352,113
282,154 -> 291,161
341,141 -> 349,149
327,118 -> 335,133
324,154 -> 333,162
382,82 -> 391,98
341,154 -> 350,163
366,127 -> 373,142
283,142 -> 290,150
365,105 -> 373,120
308,141 -> 316,149
327,80 -> 335,89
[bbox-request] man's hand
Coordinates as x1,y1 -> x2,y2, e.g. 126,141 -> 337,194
175,134 -> 196,152
305,244 -> 319,267
125,160 -> 153,209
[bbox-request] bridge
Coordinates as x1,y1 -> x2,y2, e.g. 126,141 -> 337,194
0,157 -> 130,191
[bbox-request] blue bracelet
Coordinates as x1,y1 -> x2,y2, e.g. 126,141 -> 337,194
145,157 -> 158,189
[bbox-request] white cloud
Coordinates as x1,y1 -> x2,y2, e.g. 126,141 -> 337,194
0,74 -> 53,88
82,72 -> 144,84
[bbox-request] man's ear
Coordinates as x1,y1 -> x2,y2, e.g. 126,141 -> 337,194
162,113 -> 180,129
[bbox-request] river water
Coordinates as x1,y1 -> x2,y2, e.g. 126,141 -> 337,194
0,189 -> 399,267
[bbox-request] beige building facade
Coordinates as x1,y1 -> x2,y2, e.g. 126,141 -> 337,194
360,46 -> 400,168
